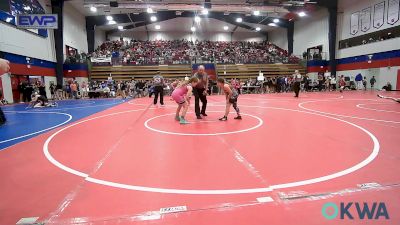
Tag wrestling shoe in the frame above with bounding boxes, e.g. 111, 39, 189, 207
219, 116, 227, 121
234, 116, 242, 120
180, 117, 190, 124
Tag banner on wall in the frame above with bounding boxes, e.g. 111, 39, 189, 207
373, 1, 385, 28
17, 14, 58, 29
350, 11, 360, 35
387, 0, 400, 25
192, 64, 217, 81
360, 7, 371, 32
91, 57, 111, 63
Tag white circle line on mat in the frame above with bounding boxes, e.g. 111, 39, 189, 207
356, 103, 400, 114
298, 99, 400, 124
43, 105, 379, 194
1, 111, 72, 144
144, 111, 263, 136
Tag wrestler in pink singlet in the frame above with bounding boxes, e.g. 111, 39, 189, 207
171, 85, 189, 104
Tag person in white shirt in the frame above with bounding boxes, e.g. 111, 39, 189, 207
330, 75, 337, 91
325, 76, 331, 91
0, 58, 10, 74
324, 70, 331, 80
0, 58, 10, 125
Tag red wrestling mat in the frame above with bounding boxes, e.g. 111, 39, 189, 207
0, 91, 399, 224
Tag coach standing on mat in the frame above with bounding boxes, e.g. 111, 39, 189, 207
293, 70, 302, 98
0, 58, 10, 125
153, 72, 165, 105
193, 65, 209, 119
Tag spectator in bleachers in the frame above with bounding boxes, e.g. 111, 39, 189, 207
91, 39, 298, 65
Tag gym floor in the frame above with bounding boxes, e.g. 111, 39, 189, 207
0, 91, 399, 225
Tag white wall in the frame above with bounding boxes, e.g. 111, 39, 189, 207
108, 30, 264, 42
1, 74, 13, 103
75, 77, 88, 86
336, 0, 400, 58
268, 27, 288, 50
63, 2, 88, 54
306, 72, 319, 81
94, 29, 106, 49
337, 38, 400, 58
338, 0, 400, 40
293, 8, 329, 58
337, 66, 399, 89
0, 0, 56, 62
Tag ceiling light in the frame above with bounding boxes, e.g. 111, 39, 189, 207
23, 6, 31, 10
108, 20, 116, 25
194, 16, 201, 22
202, 9, 208, 15
90, 6, 97, 12
150, 16, 157, 21
155, 25, 161, 30
236, 17, 242, 23
256, 27, 261, 31
268, 23, 277, 26
118, 26, 123, 30
106, 16, 113, 21
253, 10, 260, 16
191, 26, 196, 32
5, 17, 13, 22
147, 7, 154, 13
298, 11, 306, 17
273, 18, 279, 23
223, 26, 228, 30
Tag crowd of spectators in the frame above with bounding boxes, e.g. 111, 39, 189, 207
302, 51, 324, 60
86, 79, 180, 98
12, 74, 391, 105
16, 80, 48, 103
64, 52, 89, 64
91, 39, 299, 65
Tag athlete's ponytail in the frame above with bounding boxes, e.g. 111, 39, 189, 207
177, 77, 199, 88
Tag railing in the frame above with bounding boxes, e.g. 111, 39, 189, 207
302, 52, 328, 61
339, 26, 399, 49
64, 54, 90, 64
90, 55, 302, 66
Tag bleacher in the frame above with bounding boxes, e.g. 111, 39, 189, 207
90, 64, 192, 81
216, 64, 306, 79
90, 64, 306, 81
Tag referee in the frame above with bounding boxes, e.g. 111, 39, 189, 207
192, 65, 209, 119
0, 58, 10, 125
293, 70, 302, 98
